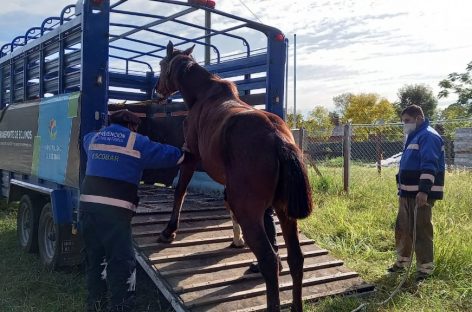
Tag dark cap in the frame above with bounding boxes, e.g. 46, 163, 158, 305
109, 110, 142, 127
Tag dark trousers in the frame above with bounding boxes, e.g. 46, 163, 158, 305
395, 197, 434, 274
265, 208, 278, 253
79, 202, 136, 312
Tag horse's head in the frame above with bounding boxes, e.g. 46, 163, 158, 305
155, 41, 195, 100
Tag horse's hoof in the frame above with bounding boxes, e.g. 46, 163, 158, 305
229, 241, 246, 249
158, 232, 176, 243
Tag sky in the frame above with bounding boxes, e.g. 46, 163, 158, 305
1, 0, 471, 116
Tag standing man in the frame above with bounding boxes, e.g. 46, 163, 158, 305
80, 110, 183, 312
388, 105, 445, 282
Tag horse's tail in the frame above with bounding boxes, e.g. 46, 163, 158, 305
275, 137, 313, 219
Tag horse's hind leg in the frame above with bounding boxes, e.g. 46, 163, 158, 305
223, 190, 245, 248
228, 209, 245, 248
235, 207, 280, 311
276, 208, 304, 312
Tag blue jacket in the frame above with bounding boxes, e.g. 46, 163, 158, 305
80, 124, 182, 210
398, 119, 445, 200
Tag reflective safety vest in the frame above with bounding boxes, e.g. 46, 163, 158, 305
397, 119, 445, 200
80, 124, 182, 211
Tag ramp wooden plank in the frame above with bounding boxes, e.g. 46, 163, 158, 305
185, 272, 360, 309
132, 213, 230, 226
161, 249, 329, 278
173, 260, 344, 294
147, 239, 314, 263
138, 230, 283, 249
217, 283, 375, 312
136, 206, 227, 215
153, 244, 325, 273
133, 220, 281, 237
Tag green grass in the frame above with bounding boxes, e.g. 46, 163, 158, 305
1, 167, 471, 311
302, 166, 472, 312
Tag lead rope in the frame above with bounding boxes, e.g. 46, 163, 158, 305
350, 204, 418, 312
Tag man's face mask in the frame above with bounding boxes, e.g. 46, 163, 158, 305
401, 114, 419, 135
403, 122, 417, 135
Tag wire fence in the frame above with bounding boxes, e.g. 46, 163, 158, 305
296, 119, 472, 193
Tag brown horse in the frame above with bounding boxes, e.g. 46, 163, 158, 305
156, 41, 313, 312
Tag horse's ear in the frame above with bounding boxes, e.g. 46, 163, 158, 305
166, 41, 174, 58
183, 44, 195, 56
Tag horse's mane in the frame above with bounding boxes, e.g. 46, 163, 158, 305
172, 54, 240, 100
210, 75, 239, 98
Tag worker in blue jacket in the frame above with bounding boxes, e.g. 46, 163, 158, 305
388, 105, 445, 283
79, 110, 183, 312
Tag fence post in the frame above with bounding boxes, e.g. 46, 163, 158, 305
343, 123, 351, 193
299, 128, 305, 152
376, 131, 383, 176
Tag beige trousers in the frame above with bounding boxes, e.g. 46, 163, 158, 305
395, 197, 435, 274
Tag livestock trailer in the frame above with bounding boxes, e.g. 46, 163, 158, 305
0, 1, 372, 310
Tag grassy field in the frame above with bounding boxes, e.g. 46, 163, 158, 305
0, 166, 471, 311
302, 165, 472, 312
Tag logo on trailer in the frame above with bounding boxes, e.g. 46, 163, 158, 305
48, 118, 57, 140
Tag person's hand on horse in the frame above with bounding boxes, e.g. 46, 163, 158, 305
182, 142, 191, 153
176, 142, 192, 166
177, 152, 185, 165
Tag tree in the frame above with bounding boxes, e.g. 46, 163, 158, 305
304, 106, 334, 138
286, 113, 303, 129
329, 111, 341, 126
438, 61, 472, 113
343, 93, 397, 124
439, 104, 470, 121
396, 84, 438, 118
437, 104, 472, 139
343, 93, 398, 141
333, 92, 353, 116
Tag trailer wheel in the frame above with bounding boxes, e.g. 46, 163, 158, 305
38, 203, 60, 270
17, 195, 40, 253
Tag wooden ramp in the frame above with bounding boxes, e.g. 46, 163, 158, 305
132, 185, 374, 312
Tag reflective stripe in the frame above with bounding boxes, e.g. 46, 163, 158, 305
400, 184, 419, 191
80, 194, 137, 211
431, 185, 444, 192
420, 174, 435, 183
126, 132, 136, 150
417, 262, 434, 274
407, 144, 419, 150
89, 143, 141, 159
400, 184, 444, 192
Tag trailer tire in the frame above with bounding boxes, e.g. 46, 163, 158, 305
38, 203, 60, 270
17, 195, 40, 253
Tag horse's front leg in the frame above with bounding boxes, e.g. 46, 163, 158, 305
159, 152, 197, 243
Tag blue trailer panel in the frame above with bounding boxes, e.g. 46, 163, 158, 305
0, 0, 287, 272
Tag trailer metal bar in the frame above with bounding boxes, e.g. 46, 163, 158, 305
111, 9, 251, 56
108, 7, 197, 44
110, 22, 220, 62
